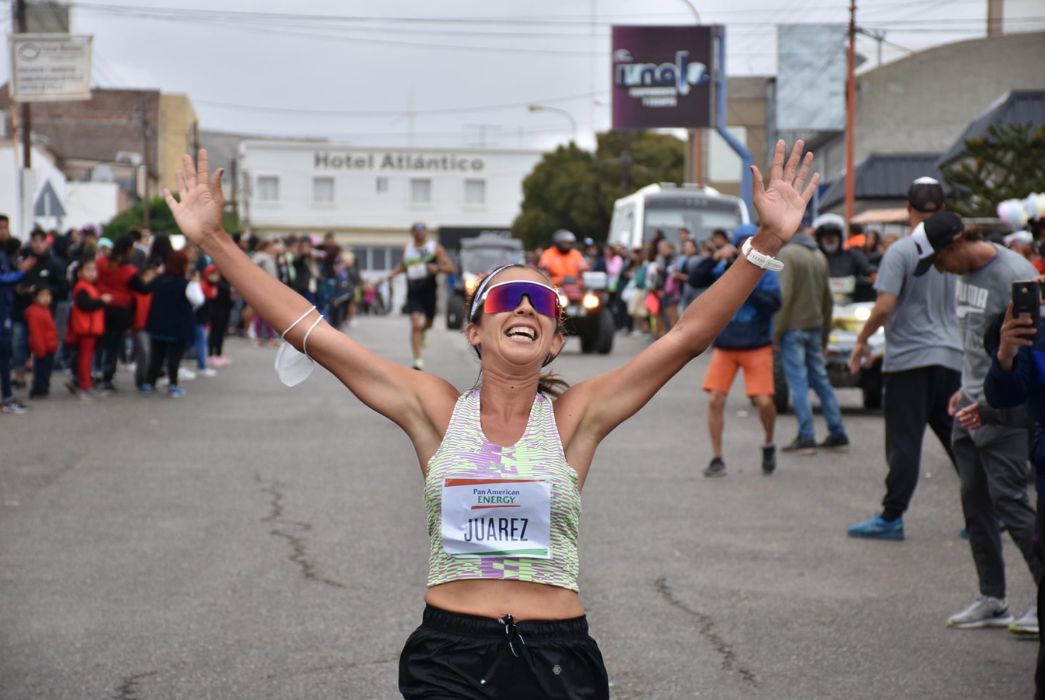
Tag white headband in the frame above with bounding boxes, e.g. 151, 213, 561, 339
468, 264, 517, 322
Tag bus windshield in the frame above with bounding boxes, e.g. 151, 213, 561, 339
643, 196, 744, 246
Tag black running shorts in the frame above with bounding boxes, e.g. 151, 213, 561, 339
399, 605, 609, 700
405, 285, 437, 320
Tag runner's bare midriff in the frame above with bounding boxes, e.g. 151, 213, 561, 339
425, 579, 584, 621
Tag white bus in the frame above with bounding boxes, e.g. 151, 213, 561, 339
607, 183, 749, 251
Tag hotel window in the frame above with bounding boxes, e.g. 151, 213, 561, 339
464, 179, 486, 205
257, 176, 279, 201
376, 177, 389, 193
410, 178, 431, 204
313, 176, 334, 203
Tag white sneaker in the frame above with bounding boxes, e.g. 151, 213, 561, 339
198, 368, 217, 377
178, 368, 197, 381
157, 376, 169, 387
1010, 603, 1039, 636
947, 595, 1013, 629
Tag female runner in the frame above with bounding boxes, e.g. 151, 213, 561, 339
164, 140, 818, 699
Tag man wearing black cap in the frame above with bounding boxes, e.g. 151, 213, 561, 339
847, 177, 964, 540
912, 211, 1043, 631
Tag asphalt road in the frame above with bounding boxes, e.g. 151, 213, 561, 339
1, 315, 1038, 700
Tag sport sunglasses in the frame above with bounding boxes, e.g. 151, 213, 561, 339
475, 280, 562, 320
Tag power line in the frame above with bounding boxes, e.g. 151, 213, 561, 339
194, 90, 610, 118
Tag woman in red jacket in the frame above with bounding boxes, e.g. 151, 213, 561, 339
96, 235, 155, 393
66, 258, 111, 398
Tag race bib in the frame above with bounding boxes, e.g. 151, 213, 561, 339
441, 478, 551, 559
406, 260, 429, 280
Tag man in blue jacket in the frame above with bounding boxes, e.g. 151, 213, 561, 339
0, 215, 35, 414
985, 294, 1045, 696
690, 223, 782, 476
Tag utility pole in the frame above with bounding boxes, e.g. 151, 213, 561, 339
140, 93, 151, 228
678, 0, 702, 185
845, 0, 857, 226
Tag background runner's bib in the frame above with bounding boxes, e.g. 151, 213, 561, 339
441, 478, 552, 559
404, 241, 437, 281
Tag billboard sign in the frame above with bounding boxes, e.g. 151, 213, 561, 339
775, 24, 847, 131
611, 25, 720, 130
9, 33, 93, 102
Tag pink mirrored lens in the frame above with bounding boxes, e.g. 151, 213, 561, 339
483, 282, 560, 318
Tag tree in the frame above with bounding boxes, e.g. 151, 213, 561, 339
942, 122, 1045, 218
102, 197, 240, 241
512, 131, 685, 249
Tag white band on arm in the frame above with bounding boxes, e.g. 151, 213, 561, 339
280, 306, 318, 340
302, 316, 324, 360
742, 239, 785, 272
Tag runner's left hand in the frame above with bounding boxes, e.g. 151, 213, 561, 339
750, 140, 819, 254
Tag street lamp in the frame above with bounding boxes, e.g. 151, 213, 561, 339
528, 104, 578, 144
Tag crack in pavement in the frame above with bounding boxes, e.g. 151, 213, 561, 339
654, 576, 758, 687
113, 671, 156, 700
256, 474, 347, 590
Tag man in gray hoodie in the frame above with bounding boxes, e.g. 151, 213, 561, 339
774, 226, 849, 454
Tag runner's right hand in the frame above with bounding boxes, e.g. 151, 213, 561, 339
163, 149, 225, 248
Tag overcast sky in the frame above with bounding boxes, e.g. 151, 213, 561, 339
2, 0, 1043, 151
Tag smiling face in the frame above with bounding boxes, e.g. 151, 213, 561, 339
465, 266, 564, 372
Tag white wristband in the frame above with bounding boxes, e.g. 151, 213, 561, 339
742, 238, 784, 272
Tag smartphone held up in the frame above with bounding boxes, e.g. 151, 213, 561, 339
1012, 280, 1042, 337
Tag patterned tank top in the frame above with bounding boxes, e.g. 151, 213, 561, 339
424, 390, 581, 592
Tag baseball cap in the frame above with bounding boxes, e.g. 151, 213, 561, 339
732, 223, 759, 247
907, 177, 945, 213
913, 211, 964, 276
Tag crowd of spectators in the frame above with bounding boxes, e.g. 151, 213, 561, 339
0, 220, 371, 411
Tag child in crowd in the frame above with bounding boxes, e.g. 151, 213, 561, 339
65, 259, 110, 399
25, 286, 58, 398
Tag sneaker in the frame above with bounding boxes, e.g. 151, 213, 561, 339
1010, 603, 1039, 637
847, 513, 905, 541
947, 595, 1013, 630
960, 520, 1007, 539
140, 384, 155, 396
99, 381, 118, 394
198, 368, 218, 377
79, 389, 98, 401
168, 385, 186, 398
413, 359, 424, 371
0, 398, 30, 414
819, 434, 850, 451
704, 457, 727, 478
210, 356, 231, 367
157, 376, 170, 387
762, 445, 777, 475
178, 368, 197, 381
782, 436, 817, 455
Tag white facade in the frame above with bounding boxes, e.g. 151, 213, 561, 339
0, 145, 122, 237
237, 141, 542, 272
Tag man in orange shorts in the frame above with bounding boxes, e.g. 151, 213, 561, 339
688, 224, 782, 476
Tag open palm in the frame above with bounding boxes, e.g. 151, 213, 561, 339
163, 149, 225, 246
752, 140, 819, 245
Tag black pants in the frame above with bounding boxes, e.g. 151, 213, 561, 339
101, 306, 133, 383
399, 605, 609, 700
147, 339, 185, 387
881, 365, 961, 521
1037, 496, 1044, 700
0, 325, 12, 401
30, 353, 53, 396
208, 301, 232, 357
